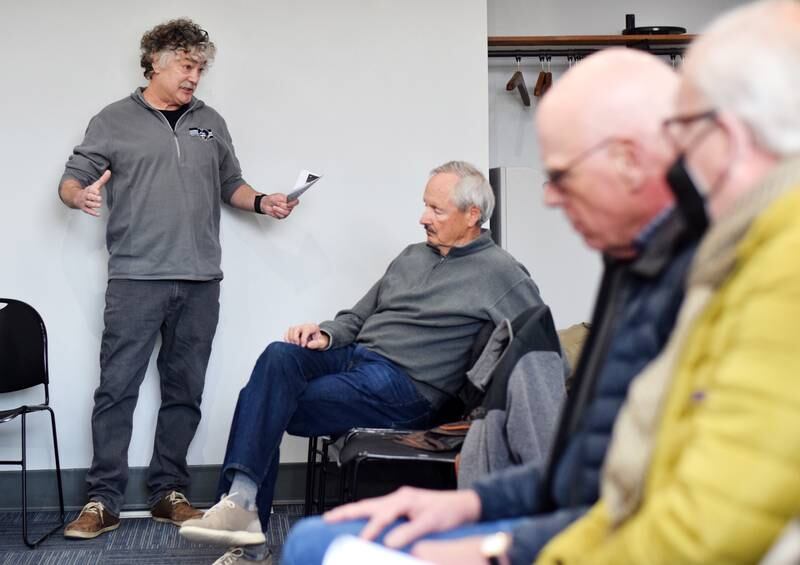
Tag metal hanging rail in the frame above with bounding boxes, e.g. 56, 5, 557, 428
488, 34, 696, 47
488, 34, 696, 59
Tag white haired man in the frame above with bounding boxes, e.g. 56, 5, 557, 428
59, 19, 297, 539
179, 161, 545, 564
279, 48, 702, 565
538, 1, 800, 563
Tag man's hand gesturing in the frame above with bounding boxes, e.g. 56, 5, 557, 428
75, 170, 111, 217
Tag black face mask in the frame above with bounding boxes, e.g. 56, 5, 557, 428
666, 154, 709, 240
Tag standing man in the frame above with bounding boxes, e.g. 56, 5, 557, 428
59, 19, 297, 539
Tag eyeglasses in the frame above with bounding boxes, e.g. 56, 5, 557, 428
661, 109, 718, 150
543, 137, 618, 193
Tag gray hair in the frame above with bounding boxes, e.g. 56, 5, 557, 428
685, 0, 800, 155
430, 161, 495, 224
154, 47, 214, 74
140, 18, 216, 79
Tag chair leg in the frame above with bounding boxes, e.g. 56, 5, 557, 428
47, 407, 66, 524
350, 459, 362, 502
338, 461, 348, 506
21, 411, 30, 547
21, 410, 65, 549
317, 438, 330, 513
304, 437, 318, 517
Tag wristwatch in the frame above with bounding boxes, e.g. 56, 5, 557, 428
480, 531, 512, 565
254, 193, 267, 214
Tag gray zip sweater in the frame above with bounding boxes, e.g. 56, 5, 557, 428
60, 88, 246, 280
319, 231, 543, 408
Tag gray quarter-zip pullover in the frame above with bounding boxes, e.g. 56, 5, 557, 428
320, 231, 544, 407
60, 88, 246, 280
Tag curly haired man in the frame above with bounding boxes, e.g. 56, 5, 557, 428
59, 19, 297, 539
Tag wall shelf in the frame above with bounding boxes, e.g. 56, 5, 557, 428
488, 34, 696, 48
487, 34, 695, 60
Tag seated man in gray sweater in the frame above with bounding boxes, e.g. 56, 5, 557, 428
179, 160, 544, 564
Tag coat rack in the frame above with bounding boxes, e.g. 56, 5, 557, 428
490, 14, 696, 106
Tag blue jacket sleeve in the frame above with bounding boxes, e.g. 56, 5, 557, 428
506, 507, 590, 565
472, 460, 544, 521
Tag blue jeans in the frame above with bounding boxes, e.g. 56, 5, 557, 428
281, 516, 527, 565
87, 279, 220, 516
217, 342, 434, 529
282, 506, 586, 565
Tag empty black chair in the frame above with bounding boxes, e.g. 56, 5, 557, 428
0, 298, 65, 547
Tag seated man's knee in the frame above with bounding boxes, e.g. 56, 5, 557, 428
240, 342, 296, 392
282, 517, 332, 565
283, 516, 366, 565
253, 341, 306, 373
261, 340, 299, 360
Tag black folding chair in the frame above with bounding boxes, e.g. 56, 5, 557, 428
0, 298, 65, 547
302, 320, 498, 515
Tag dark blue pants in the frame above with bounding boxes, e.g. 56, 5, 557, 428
281, 516, 525, 564
281, 506, 586, 565
87, 279, 220, 516
217, 342, 434, 530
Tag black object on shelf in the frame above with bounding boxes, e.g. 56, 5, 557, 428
623, 13, 686, 35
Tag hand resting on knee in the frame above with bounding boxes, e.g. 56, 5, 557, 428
323, 486, 482, 549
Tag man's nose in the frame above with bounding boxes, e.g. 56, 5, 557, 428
542, 183, 564, 207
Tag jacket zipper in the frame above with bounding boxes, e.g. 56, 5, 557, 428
152, 102, 194, 160
172, 110, 192, 160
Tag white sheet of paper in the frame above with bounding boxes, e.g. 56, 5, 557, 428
322, 535, 432, 565
287, 169, 322, 201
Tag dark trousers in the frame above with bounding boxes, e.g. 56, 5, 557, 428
217, 342, 434, 530
86, 279, 220, 516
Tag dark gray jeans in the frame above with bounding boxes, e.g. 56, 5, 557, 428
86, 279, 220, 516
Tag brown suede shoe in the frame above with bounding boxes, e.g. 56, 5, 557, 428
64, 501, 120, 539
151, 491, 204, 525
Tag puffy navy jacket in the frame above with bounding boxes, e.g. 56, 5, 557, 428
473, 210, 698, 564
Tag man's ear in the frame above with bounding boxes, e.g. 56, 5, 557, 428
150, 54, 162, 75
468, 205, 482, 227
609, 139, 645, 193
716, 111, 750, 165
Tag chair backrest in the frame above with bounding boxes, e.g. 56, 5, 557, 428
0, 298, 49, 395
476, 303, 561, 414
557, 322, 591, 393
434, 320, 497, 424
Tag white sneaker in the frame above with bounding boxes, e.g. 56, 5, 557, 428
212, 547, 273, 564
180, 493, 266, 547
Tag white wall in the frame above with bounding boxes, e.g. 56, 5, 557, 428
0, 0, 488, 470
487, 0, 750, 325
488, 0, 750, 36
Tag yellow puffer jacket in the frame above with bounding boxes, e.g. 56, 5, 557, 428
536, 186, 800, 565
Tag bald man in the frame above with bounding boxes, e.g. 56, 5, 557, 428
279, 49, 700, 565
537, 2, 800, 564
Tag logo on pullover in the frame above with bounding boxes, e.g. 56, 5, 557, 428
189, 127, 214, 140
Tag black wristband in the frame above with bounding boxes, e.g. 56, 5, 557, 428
254, 194, 267, 214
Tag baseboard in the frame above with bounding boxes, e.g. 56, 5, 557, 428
0, 463, 309, 512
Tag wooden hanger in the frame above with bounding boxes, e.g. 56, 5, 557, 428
533, 56, 547, 97
540, 56, 553, 96
506, 57, 531, 106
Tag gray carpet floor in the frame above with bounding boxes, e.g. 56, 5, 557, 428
0, 505, 304, 564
